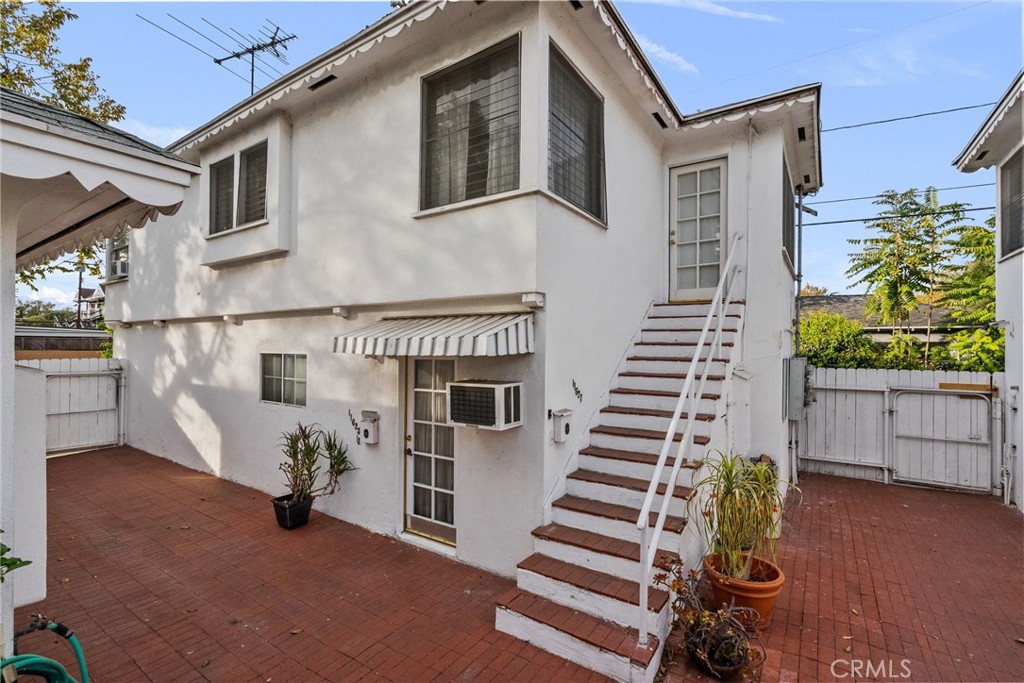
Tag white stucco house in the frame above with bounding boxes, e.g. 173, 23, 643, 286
0, 87, 196, 655
103, 1, 821, 679
955, 69, 1023, 509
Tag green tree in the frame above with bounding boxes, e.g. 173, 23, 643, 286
799, 283, 829, 296
943, 328, 1004, 373
939, 216, 996, 325
1, 0, 124, 121
2, 0, 124, 288
798, 311, 880, 369
15, 298, 74, 326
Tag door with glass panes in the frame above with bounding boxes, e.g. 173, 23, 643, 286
670, 160, 727, 300
405, 359, 456, 545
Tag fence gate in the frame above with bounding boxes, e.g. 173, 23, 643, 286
800, 369, 1003, 494
16, 358, 124, 454
892, 389, 991, 491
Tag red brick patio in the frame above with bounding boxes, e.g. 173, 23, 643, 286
16, 449, 1024, 682
15, 447, 606, 682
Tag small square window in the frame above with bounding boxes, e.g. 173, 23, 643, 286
260, 353, 306, 406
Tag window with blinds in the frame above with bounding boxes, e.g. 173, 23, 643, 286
783, 162, 795, 265
1001, 147, 1023, 257
549, 46, 605, 222
421, 38, 520, 210
239, 142, 268, 225
209, 157, 235, 234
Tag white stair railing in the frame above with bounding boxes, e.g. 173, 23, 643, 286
636, 233, 744, 646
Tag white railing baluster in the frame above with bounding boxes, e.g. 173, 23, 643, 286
634, 233, 744, 647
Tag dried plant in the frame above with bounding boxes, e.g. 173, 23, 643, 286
279, 422, 357, 504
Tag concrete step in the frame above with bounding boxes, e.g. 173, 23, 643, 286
636, 316, 739, 332
578, 446, 703, 488
530, 523, 679, 584
589, 424, 711, 456
599, 405, 715, 434
608, 388, 719, 414
640, 329, 737, 345
516, 553, 670, 634
495, 589, 663, 683
616, 372, 724, 394
551, 495, 685, 549
566, 468, 692, 518
651, 302, 744, 317
630, 341, 733, 360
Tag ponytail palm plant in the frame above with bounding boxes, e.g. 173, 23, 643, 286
692, 452, 793, 580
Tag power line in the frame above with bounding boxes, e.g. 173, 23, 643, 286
807, 183, 996, 206
822, 103, 997, 132
805, 206, 995, 227
136, 15, 249, 86
684, 0, 993, 95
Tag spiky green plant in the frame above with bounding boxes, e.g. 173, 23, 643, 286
278, 422, 357, 504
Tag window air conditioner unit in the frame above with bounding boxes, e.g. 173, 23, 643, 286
447, 380, 522, 431
112, 260, 129, 278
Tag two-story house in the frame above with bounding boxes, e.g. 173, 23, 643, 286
104, 2, 821, 679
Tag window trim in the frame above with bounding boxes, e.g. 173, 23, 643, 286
259, 353, 308, 407
547, 41, 607, 224
419, 34, 522, 212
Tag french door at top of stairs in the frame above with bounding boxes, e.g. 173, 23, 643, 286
405, 358, 457, 545
670, 159, 727, 301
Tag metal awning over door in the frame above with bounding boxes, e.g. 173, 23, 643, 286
334, 314, 534, 357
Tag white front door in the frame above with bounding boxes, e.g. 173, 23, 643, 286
405, 358, 457, 545
670, 160, 727, 301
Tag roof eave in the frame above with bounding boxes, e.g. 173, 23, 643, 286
953, 69, 1024, 171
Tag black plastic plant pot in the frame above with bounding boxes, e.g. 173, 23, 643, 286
272, 494, 313, 529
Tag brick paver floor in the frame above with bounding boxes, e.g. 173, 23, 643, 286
15, 447, 607, 682
665, 473, 1024, 683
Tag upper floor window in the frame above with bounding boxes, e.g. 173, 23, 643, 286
782, 162, 795, 266
421, 37, 520, 210
210, 140, 268, 235
549, 46, 605, 222
1001, 147, 1023, 257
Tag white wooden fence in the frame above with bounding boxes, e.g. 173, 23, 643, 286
15, 358, 124, 454
800, 368, 1005, 494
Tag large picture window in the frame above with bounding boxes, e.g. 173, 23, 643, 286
261, 353, 307, 407
421, 38, 520, 210
549, 46, 605, 221
1001, 147, 1023, 257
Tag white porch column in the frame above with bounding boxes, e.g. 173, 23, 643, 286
1, 201, 18, 657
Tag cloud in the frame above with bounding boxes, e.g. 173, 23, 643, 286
116, 118, 191, 147
631, 0, 781, 23
20, 286, 76, 307
636, 35, 699, 74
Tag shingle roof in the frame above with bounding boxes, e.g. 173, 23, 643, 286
800, 294, 959, 330
0, 87, 186, 164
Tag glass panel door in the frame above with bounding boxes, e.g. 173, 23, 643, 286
670, 160, 726, 300
405, 358, 456, 545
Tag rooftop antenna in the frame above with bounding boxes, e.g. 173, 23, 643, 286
214, 25, 296, 96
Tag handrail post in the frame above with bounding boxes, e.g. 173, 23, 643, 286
638, 525, 649, 646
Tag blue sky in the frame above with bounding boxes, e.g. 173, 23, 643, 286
17, 0, 1022, 306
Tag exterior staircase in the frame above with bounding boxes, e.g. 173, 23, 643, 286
495, 302, 744, 683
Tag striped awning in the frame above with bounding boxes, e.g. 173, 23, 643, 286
334, 314, 535, 357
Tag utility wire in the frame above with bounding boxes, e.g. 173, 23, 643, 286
684, 0, 992, 95
807, 183, 996, 206
823, 103, 997, 132
137, 15, 249, 85
805, 206, 995, 227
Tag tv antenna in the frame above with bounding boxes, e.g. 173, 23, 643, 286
215, 25, 296, 96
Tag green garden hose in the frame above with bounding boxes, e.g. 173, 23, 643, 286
1, 618, 89, 683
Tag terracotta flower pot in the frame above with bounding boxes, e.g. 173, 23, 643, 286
703, 553, 785, 630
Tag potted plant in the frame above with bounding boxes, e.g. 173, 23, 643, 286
690, 451, 796, 629
273, 422, 357, 529
655, 559, 763, 680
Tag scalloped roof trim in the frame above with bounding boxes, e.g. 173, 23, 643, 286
680, 94, 816, 131
954, 72, 1023, 171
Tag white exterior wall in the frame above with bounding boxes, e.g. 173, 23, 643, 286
534, 2, 666, 506
12, 366, 46, 610
997, 243, 1022, 507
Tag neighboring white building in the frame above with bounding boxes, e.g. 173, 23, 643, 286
955, 69, 1023, 509
105, 2, 820, 678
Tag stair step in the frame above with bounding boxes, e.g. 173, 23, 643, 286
532, 523, 680, 566
580, 445, 702, 468
627, 355, 730, 363
591, 424, 711, 446
568, 469, 694, 500
601, 405, 715, 422
619, 372, 725, 381
552, 495, 686, 535
518, 553, 669, 613
496, 589, 660, 669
